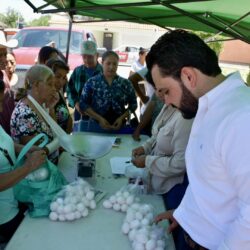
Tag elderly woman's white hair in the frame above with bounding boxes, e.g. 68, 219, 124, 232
16, 64, 54, 100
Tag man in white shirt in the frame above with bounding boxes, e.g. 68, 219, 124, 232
146, 29, 250, 250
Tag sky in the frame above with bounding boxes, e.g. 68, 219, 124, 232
0, 0, 47, 21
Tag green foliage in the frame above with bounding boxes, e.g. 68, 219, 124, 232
27, 15, 51, 27
193, 31, 224, 56
0, 7, 23, 28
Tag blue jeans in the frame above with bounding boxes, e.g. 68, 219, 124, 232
162, 174, 191, 250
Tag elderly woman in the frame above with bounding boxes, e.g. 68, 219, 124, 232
79, 51, 137, 133
10, 65, 59, 161
132, 88, 193, 210
0, 79, 46, 242
46, 59, 73, 133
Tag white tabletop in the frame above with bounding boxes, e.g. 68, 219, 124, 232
6, 134, 175, 250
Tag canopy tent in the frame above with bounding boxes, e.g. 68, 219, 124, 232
24, 0, 250, 43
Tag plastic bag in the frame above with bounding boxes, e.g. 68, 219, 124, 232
49, 178, 98, 221
102, 178, 142, 213
121, 203, 167, 250
13, 133, 67, 217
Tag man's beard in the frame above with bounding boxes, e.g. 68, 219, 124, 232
177, 80, 198, 119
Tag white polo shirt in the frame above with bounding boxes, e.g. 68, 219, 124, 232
174, 72, 250, 250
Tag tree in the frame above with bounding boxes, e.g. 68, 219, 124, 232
28, 15, 51, 27
0, 8, 23, 28
194, 31, 224, 56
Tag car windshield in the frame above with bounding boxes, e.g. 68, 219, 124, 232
13, 29, 82, 54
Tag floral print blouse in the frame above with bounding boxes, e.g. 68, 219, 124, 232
54, 92, 70, 132
80, 73, 137, 122
10, 100, 54, 143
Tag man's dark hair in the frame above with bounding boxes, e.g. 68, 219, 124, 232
146, 29, 221, 83
102, 50, 119, 62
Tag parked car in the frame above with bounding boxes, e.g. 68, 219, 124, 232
114, 45, 140, 64
12, 26, 97, 70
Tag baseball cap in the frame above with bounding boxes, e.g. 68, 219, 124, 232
81, 40, 97, 55
0, 30, 18, 48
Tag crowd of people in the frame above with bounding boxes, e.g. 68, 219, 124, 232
0, 28, 250, 250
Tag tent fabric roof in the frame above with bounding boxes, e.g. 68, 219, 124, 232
25, 0, 250, 43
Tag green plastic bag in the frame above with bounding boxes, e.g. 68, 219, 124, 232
13, 133, 67, 217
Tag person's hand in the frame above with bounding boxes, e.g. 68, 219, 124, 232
132, 128, 141, 141
132, 146, 145, 158
24, 150, 47, 172
111, 117, 124, 130
131, 155, 146, 168
28, 145, 41, 153
99, 117, 112, 130
154, 210, 179, 233
47, 92, 59, 109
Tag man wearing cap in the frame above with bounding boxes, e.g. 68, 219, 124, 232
66, 40, 103, 125
0, 30, 18, 134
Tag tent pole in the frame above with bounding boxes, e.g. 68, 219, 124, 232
66, 16, 73, 64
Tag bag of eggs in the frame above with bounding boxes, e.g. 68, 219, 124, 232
102, 182, 142, 213
49, 178, 97, 221
26, 167, 50, 181
121, 203, 167, 250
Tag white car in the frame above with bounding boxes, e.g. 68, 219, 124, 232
114, 45, 140, 64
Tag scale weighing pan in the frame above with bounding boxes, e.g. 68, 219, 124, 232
59, 133, 113, 159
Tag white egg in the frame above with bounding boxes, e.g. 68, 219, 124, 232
49, 212, 58, 221
86, 191, 95, 200
117, 196, 125, 205
65, 212, 75, 221
82, 198, 90, 207
58, 214, 66, 221
103, 200, 112, 209
74, 211, 81, 219
76, 203, 85, 212
136, 233, 148, 244
81, 208, 89, 217
113, 203, 121, 211
125, 212, 135, 222
116, 191, 122, 197
150, 232, 158, 240
126, 195, 134, 205
121, 222, 130, 234
50, 202, 58, 212
128, 229, 136, 241
130, 219, 140, 229
157, 239, 165, 248
146, 213, 154, 222
33, 167, 49, 181
83, 186, 90, 194
109, 195, 117, 203
155, 247, 164, 250
63, 197, 71, 205
135, 211, 143, 220
121, 204, 128, 212
145, 239, 157, 250
56, 198, 64, 205
141, 218, 150, 226
63, 204, 73, 214
131, 203, 140, 211
70, 196, 78, 204
57, 205, 64, 214
123, 191, 130, 198
89, 200, 96, 209
141, 204, 152, 213
134, 242, 145, 250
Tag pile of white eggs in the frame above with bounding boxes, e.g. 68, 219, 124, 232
49, 179, 96, 221
122, 204, 166, 250
102, 190, 137, 213
26, 167, 49, 181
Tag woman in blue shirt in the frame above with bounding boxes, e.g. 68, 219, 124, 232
80, 51, 137, 133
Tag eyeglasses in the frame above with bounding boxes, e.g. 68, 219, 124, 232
0, 147, 14, 166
